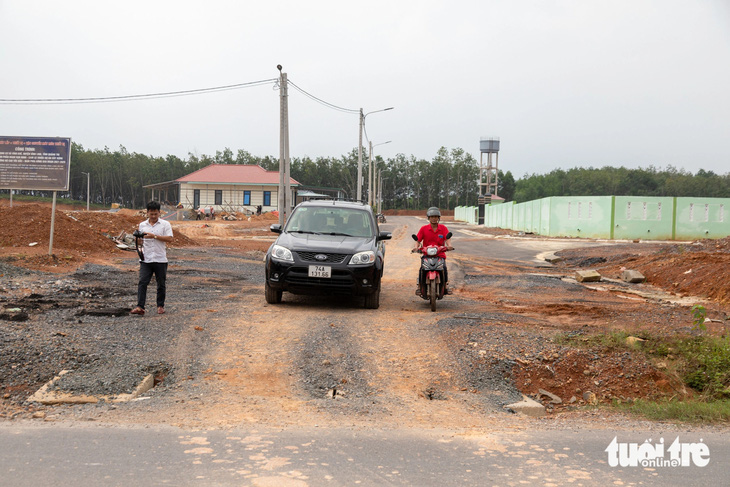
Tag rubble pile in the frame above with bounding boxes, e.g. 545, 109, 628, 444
558, 236, 730, 304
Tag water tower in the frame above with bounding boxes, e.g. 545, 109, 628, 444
479, 137, 499, 198
478, 137, 499, 224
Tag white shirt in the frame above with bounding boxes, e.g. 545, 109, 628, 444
138, 218, 173, 263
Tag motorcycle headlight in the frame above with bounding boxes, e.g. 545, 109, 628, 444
349, 251, 375, 265
270, 244, 294, 262
426, 247, 438, 256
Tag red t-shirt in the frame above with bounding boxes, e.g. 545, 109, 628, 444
417, 223, 450, 258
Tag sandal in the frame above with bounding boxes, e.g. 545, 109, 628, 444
130, 307, 145, 315
157, 307, 165, 314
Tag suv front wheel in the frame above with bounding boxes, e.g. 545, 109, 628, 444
265, 281, 282, 304
364, 285, 380, 309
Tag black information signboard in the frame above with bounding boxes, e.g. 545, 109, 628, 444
0, 136, 72, 191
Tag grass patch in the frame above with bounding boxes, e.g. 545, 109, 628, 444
554, 329, 635, 350
618, 398, 730, 423
669, 335, 730, 398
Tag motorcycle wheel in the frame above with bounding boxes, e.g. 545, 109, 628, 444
429, 281, 437, 312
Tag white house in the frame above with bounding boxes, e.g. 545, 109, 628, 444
174, 164, 300, 214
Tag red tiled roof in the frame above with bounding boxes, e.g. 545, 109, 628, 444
176, 164, 300, 185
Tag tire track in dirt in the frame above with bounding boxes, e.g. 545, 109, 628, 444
195, 292, 312, 427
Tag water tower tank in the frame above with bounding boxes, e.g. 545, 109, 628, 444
480, 137, 500, 153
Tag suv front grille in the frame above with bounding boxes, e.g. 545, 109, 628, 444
297, 251, 348, 264
286, 268, 355, 287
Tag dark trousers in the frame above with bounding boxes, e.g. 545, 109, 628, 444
137, 262, 168, 309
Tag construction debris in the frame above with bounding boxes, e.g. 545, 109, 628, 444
575, 270, 602, 282
622, 269, 646, 283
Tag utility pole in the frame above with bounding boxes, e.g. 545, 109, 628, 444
81, 172, 90, 211
357, 107, 393, 203
278, 65, 291, 225
368, 140, 391, 208
357, 108, 363, 202
368, 140, 373, 207
377, 168, 382, 214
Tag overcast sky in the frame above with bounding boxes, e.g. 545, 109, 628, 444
2, 0, 729, 177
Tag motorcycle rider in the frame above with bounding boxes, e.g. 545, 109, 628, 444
413, 207, 453, 295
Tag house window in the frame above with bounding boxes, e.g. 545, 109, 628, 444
215, 190, 222, 205
244, 191, 251, 205
263, 191, 271, 206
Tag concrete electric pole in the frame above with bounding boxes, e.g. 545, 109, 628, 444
278, 65, 291, 225
368, 140, 391, 208
357, 107, 393, 203
81, 172, 90, 211
357, 109, 364, 202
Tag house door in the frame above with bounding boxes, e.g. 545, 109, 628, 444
193, 189, 200, 209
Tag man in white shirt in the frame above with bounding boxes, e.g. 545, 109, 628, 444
130, 201, 174, 316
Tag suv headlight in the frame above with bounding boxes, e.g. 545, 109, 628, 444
271, 244, 294, 262
349, 251, 375, 265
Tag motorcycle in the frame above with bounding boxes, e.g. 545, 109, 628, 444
411, 232, 453, 312
377, 213, 387, 224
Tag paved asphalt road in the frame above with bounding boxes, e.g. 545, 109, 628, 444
447, 220, 615, 267
1, 423, 727, 486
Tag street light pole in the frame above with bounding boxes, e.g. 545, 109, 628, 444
368, 141, 372, 206
81, 172, 90, 211
358, 107, 393, 203
368, 140, 391, 207
379, 175, 389, 214
357, 109, 363, 202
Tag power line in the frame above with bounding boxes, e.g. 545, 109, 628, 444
2, 77, 366, 122
0, 79, 278, 105
287, 80, 359, 114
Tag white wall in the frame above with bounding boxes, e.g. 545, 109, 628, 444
179, 183, 281, 212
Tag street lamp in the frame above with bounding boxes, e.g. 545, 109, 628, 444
368, 140, 391, 207
81, 172, 90, 211
357, 107, 393, 202
378, 177, 389, 214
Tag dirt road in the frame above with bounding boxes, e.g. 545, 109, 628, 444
1, 207, 729, 431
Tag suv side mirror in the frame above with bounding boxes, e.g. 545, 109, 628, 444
270, 224, 282, 234
377, 232, 392, 241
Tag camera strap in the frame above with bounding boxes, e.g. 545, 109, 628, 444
134, 235, 145, 261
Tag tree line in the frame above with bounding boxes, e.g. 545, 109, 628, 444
3, 142, 728, 209
513, 166, 730, 202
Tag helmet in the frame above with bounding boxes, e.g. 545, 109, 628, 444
426, 207, 441, 218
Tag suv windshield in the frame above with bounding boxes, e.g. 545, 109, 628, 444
285, 207, 373, 238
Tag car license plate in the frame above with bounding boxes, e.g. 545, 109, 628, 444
308, 265, 331, 278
